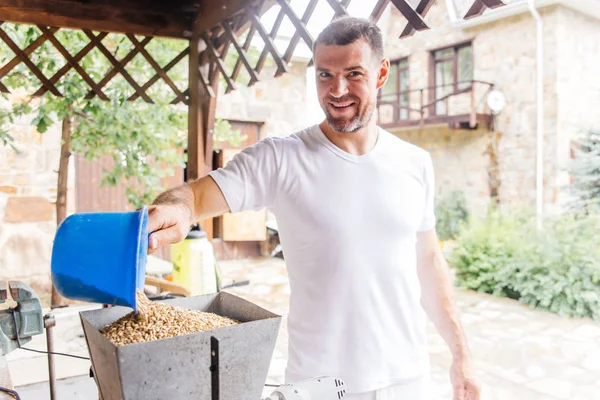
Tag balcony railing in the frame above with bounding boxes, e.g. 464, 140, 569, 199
377, 80, 495, 130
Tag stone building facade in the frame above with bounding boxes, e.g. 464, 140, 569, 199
0, 109, 76, 302
381, 1, 600, 215
216, 61, 313, 139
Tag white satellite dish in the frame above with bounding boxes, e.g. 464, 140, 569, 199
487, 90, 506, 114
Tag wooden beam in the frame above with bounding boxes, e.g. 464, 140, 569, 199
188, 15, 218, 240
305, 0, 349, 67
390, 0, 429, 33
207, 33, 222, 84
188, 31, 206, 183
83, 30, 153, 103
0, 25, 58, 80
370, 0, 391, 21
218, 32, 234, 70
337, 0, 353, 17
277, 0, 314, 51
199, 74, 215, 99
399, 0, 435, 38
36, 26, 109, 100
282, 0, 319, 64
0, 26, 62, 96
127, 34, 187, 104
222, 22, 260, 85
194, 0, 263, 34
249, 13, 288, 77
201, 32, 237, 94
171, 87, 190, 105
131, 47, 189, 102
255, 7, 286, 75
464, 0, 487, 19
464, 0, 505, 19
231, 25, 257, 82
0, 0, 193, 38
34, 31, 107, 97
202, 96, 216, 175
209, 31, 232, 86
84, 34, 152, 100
325, 0, 349, 17
198, 0, 278, 64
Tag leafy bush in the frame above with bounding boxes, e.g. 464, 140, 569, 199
450, 209, 600, 320
0, 23, 188, 209
435, 190, 470, 241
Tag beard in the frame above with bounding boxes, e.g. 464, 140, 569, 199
321, 95, 376, 133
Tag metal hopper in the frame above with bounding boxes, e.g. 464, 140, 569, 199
80, 291, 281, 400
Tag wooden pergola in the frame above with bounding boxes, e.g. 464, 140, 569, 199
0, 0, 506, 372
0, 0, 505, 179
0, 0, 505, 231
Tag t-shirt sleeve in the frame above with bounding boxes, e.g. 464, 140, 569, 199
208, 138, 279, 213
418, 152, 436, 232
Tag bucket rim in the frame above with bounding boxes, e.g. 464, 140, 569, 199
131, 206, 149, 312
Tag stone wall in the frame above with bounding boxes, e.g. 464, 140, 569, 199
555, 8, 600, 207
215, 61, 311, 139
383, 2, 495, 215
0, 100, 76, 304
393, 126, 493, 215
380, 3, 596, 215
467, 5, 560, 211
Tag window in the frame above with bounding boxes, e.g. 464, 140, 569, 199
432, 43, 473, 115
379, 58, 409, 121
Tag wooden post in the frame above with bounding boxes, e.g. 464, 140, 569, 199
188, 22, 204, 182
188, 21, 218, 240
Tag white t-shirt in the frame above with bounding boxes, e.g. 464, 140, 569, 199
209, 124, 436, 394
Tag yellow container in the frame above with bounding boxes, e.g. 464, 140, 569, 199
170, 227, 218, 296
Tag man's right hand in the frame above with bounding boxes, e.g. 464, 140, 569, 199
146, 176, 230, 253
147, 203, 192, 253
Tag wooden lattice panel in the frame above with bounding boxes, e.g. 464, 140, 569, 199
0, 22, 190, 104
0, 0, 506, 101
464, 0, 506, 19
197, 0, 394, 96
196, 0, 505, 96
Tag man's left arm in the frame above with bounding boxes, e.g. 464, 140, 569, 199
416, 228, 481, 400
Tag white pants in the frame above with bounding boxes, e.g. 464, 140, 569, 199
343, 375, 432, 400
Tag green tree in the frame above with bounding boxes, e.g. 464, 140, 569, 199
213, 119, 247, 148
0, 24, 188, 219
435, 190, 470, 241
567, 129, 600, 212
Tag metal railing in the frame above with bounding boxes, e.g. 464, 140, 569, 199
377, 80, 495, 128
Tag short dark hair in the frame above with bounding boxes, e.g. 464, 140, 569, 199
313, 16, 384, 61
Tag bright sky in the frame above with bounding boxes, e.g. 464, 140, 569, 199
250, 0, 394, 125
257, 0, 388, 59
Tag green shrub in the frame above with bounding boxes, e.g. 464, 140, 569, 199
450, 209, 600, 320
435, 190, 470, 241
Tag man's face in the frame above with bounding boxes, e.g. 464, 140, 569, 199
314, 39, 389, 133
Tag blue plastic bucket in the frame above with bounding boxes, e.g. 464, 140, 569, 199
51, 207, 148, 311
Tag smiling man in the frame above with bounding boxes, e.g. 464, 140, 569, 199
147, 17, 480, 400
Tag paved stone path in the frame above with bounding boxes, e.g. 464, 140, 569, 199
221, 257, 600, 400
8, 257, 600, 400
